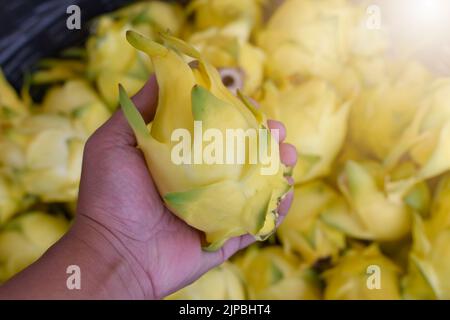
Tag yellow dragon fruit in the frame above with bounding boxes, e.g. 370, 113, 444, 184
31, 58, 86, 85
348, 3, 388, 58
402, 214, 450, 299
87, 2, 184, 108
403, 175, 450, 299
277, 181, 346, 264
121, 31, 290, 250
188, 22, 265, 95
350, 56, 389, 88
390, 162, 431, 217
187, 0, 264, 35
258, 0, 385, 85
329, 54, 391, 101
427, 173, 450, 231
87, 16, 151, 108
0, 69, 28, 129
235, 246, 321, 300
324, 244, 401, 300
0, 211, 69, 283
0, 132, 26, 175
41, 79, 110, 135
402, 257, 437, 300
259, 79, 350, 183
0, 173, 24, 225
350, 60, 430, 160
322, 161, 412, 241
167, 262, 245, 299
385, 78, 450, 196
3, 114, 84, 202
112, 1, 185, 37
258, 0, 350, 83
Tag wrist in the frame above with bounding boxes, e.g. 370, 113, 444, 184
66, 215, 156, 299
0, 215, 155, 299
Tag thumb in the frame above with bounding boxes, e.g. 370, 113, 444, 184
93, 75, 158, 146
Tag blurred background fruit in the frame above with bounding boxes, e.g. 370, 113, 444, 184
259, 79, 351, 183
235, 246, 321, 300
277, 180, 346, 264
0, 211, 69, 282
1, 0, 450, 300
167, 262, 246, 299
323, 245, 401, 300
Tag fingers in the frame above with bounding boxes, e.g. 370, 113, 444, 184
130, 75, 159, 123
278, 189, 294, 220
279, 143, 297, 167
267, 119, 296, 225
92, 75, 158, 147
267, 119, 297, 168
278, 143, 296, 223
267, 119, 286, 142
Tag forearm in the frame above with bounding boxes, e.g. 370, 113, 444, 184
0, 220, 152, 299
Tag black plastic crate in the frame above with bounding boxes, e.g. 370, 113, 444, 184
0, 0, 136, 89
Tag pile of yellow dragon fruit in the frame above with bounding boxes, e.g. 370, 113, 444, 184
1, 0, 450, 299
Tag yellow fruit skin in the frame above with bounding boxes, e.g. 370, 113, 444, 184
409, 229, 450, 300
0, 69, 25, 110
113, 1, 185, 37
322, 160, 416, 241
121, 31, 289, 250
337, 161, 411, 241
277, 181, 346, 264
42, 80, 110, 135
0, 211, 69, 283
428, 174, 450, 232
235, 246, 321, 300
350, 61, 430, 160
259, 79, 350, 183
87, 17, 149, 109
167, 262, 246, 300
386, 79, 450, 182
31, 59, 85, 84
0, 69, 28, 129
258, 0, 386, 84
4, 115, 84, 202
0, 174, 24, 225
403, 178, 450, 299
188, 0, 263, 35
324, 245, 401, 300
87, 2, 185, 108
188, 22, 266, 95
